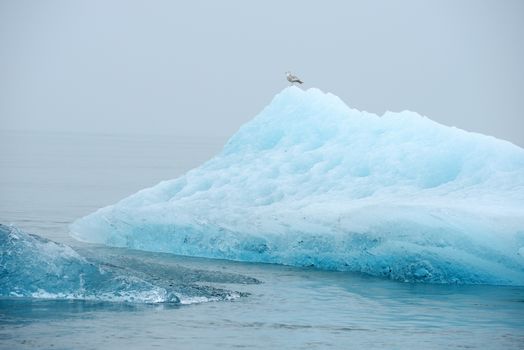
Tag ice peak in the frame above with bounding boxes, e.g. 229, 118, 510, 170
223, 87, 354, 154
268, 86, 351, 116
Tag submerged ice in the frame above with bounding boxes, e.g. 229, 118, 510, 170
71, 87, 524, 285
0, 224, 256, 303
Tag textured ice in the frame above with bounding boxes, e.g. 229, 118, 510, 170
71, 87, 524, 285
1, 224, 256, 303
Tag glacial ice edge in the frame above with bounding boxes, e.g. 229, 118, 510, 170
0, 224, 256, 303
71, 87, 524, 286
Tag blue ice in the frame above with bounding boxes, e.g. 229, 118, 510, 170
0, 224, 179, 302
71, 87, 524, 285
1, 224, 252, 303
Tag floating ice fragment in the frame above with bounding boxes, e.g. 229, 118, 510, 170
71, 87, 524, 285
1, 224, 255, 303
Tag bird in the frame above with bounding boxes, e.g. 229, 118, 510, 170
286, 71, 303, 85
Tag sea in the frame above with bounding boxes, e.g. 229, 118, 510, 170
1, 130, 523, 349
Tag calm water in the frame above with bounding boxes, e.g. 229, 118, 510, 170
1, 130, 523, 349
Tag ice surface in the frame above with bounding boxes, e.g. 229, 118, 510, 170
1, 224, 255, 303
71, 87, 524, 285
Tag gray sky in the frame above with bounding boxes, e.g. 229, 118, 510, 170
1, 0, 523, 146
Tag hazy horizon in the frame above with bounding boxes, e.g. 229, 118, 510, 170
1, 0, 523, 146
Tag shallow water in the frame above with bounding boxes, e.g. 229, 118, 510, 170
1, 130, 523, 349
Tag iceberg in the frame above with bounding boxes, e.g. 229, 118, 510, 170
1, 224, 254, 303
71, 87, 524, 285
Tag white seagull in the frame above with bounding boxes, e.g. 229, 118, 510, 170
286, 71, 303, 85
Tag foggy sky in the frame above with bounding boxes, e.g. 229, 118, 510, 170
1, 0, 523, 146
